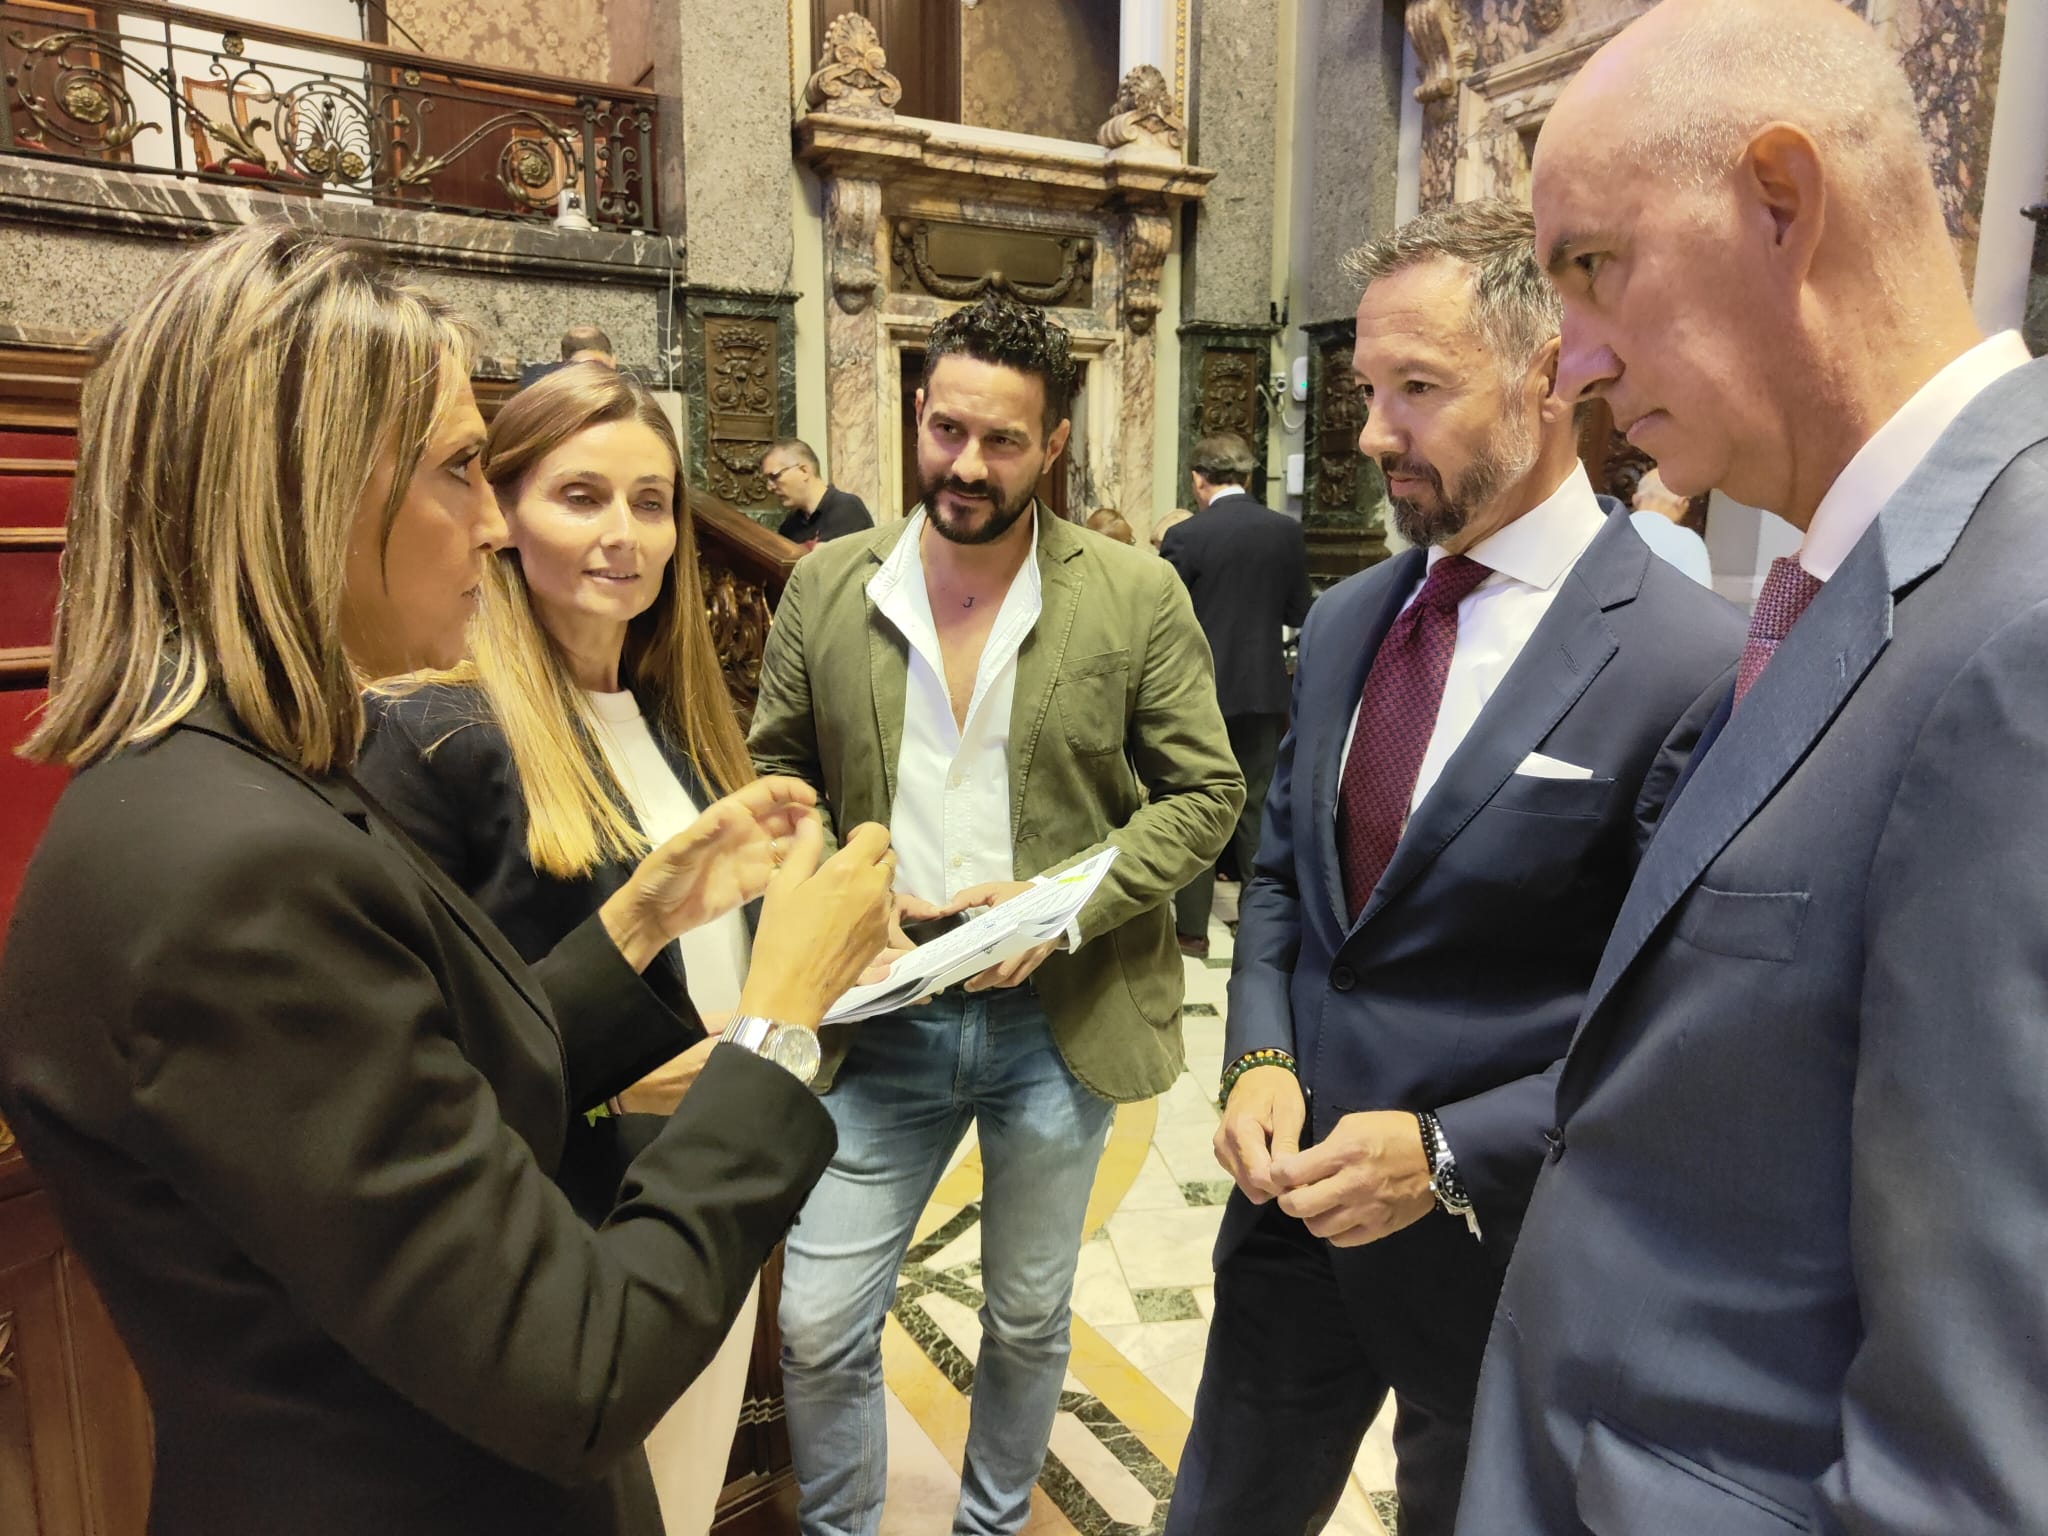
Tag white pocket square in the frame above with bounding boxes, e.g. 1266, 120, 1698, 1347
1514, 750, 1595, 781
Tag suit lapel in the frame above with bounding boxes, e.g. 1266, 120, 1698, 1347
1560, 355, 2048, 1113
1010, 510, 1084, 837
1356, 551, 1622, 928
862, 522, 914, 811
1312, 549, 1423, 928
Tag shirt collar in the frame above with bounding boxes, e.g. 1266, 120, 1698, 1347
1425, 461, 1606, 593
1801, 330, 2032, 581
1207, 486, 1247, 504
867, 504, 1043, 634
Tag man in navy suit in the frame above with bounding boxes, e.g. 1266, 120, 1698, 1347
1459, 2, 2048, 1531
1161, 432, 1313, 957
1164, 201, 1744, 1536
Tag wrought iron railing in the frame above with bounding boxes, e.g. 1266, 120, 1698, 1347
0, 0, 657, 231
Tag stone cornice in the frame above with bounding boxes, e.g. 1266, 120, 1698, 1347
794, 113, 1214, 210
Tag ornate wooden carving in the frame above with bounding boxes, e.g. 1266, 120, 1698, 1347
1097, 63, 1185, 155
703, 315, 778, 508
803, 13, 901, 120
1406, 0, 1476, 104
688, 490, 798, 730
0, 1309, 13, 1387
1315, 330, 1366, 511
1122, 209, 1173, 336
890, 220, 1095, 307
1196, 348, 1260, 443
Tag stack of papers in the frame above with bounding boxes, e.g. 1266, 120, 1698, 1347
823, 847, 1120, 1024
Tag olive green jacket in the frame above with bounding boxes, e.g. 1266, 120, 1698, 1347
747, 507, 1245, 1102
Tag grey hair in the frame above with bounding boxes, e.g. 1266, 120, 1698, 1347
1189, 432, 1257, 485
1341, 199, 1559, 371
1613, 1, 1936, 232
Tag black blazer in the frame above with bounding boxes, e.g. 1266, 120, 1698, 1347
1160, 492, 1313, 717
0, 697, 836, 1536
777, 485, 874, 546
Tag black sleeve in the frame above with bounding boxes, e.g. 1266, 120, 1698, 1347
117, 821, 836, 1485
358, 689, 489, 886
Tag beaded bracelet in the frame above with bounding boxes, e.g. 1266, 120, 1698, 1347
1217, 1048, 1298, 1112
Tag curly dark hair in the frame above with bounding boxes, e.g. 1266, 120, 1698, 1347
920, 293, 1078, 435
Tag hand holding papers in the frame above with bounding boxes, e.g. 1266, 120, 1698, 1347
823, 848, 1120, 1024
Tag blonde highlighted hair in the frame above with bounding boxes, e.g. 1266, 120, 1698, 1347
24, 223, 473, 772
411, 365, 752, 879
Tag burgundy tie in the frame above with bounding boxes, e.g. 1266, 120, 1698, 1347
1733, 556, 1824, 708
1338, 554, 1492, 922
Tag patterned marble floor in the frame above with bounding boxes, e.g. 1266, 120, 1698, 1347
874, 898, 1401, 1536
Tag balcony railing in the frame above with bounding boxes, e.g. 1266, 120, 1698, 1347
1, 0, 657, 231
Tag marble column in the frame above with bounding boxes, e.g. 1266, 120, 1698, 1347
823, 175, 887, 515
1120, 208, 1175, 525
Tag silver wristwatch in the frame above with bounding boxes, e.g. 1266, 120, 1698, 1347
721, 1014, 823, 1088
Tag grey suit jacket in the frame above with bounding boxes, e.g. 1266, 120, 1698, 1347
1459, 356, 2048, 1535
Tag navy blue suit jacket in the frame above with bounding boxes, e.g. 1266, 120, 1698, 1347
1221, 504, 1744, 1275
1460, 357, 2048, 1535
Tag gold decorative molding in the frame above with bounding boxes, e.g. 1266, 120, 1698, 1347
1097, 64, 1185, 158
803, 13, 901, 120
1406, 0, 1476, 104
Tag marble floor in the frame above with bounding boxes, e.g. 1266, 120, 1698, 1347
873, 894, 1401, 1536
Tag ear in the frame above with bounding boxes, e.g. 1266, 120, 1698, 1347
1529, 335, 1570, 426
914, 387, 927, 425
1046, 417, 1072, 464
1740, 124, 1826, 281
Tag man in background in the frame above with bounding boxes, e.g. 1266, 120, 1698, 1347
1460, 1, 2048, 1528
763, 438, 874, 548
517, 323, 618, 387
1161, 433, 1312, 958
1628, 465, 1713, 585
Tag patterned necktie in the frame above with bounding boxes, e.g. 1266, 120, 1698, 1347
1338, 554, 1493, 922
1733, 556, 1825, 708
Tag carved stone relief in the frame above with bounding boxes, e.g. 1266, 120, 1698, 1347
828, 177, 884, 316
890, 220, 1095, 307
1196, 348, 1260, 443
1122, 208, 1174, 336
1406, 0, 1477, 104
702, 315, 778, 507
803, 13, 902, 120
1097, 63, 1187, 158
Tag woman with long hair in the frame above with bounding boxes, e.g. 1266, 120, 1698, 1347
0, 223, 895, 1536
360, 364, 777, 1534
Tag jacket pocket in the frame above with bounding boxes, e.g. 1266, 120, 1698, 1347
1674, 885, 1809, 963
1056, 650, 1131, 756
1486, 771, 1615, 819
1577, 1417, 1812, 1535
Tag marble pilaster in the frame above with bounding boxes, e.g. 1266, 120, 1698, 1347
1303, 1, 1407, 326
1175, 321, 1280, 503
823, 175, 888, 515
1119, 209, 1176, 526
1182, 0, 1282, 327
664, 0, 793, 292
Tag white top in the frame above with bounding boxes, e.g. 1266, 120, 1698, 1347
1206, 485, 1247, 504
585, 689, 751, 1018
1629, 511, 1713, 587
868, 509, 1043, 909
1799, 330, 2031, 581
1339, 464, 1608, 816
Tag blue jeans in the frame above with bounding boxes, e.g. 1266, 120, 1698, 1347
779, 988, 1116, 1536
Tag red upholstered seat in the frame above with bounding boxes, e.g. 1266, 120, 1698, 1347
1, 474, 71, 527
0, 551, 60, 650
0, 430, 74, 461
0, 687, 67, 943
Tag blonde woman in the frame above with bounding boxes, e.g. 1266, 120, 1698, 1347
359, 364, 769, 1535
0, 224, 897, 1536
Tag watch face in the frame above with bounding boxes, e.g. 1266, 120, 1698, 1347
766, 1024, 822, 1085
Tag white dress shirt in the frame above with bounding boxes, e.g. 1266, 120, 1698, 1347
1339, 463, 1609, 816
1799, 330, 2032, 580
868, 509, 1042, 907
1206, 485, 1247, 505
584, 689, 751, 1015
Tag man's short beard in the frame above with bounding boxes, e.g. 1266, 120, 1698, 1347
1382, 401, 1539, 549
920, 466, 1040, 546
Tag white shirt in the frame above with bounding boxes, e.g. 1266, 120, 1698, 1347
585, 689, 751, 1017
1206, 485, 1247, 505
1338, 464, 1609, 815
868, 509, 1042, 907
1799, 330, 2032, 580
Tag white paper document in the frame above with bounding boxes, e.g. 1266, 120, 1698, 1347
822, 847, 1121, 1025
